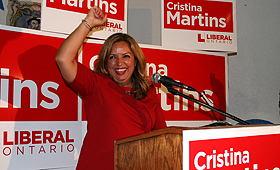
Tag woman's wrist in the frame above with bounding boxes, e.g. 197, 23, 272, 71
82, 19, 93, 31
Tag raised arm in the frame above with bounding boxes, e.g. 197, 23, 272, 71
55, 7, 107, 83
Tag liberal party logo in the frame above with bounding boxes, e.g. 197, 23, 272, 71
198, 33, 233, 44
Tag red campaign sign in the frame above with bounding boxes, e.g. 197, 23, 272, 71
164, 0, 234, 33
82, 42, 227, 121
189, 133, 280, 170
0, 28, 226, 122
46, 0, 125, 21
0, 29, 78, 121
143, 47, 226, 121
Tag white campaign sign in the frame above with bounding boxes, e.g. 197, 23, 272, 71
41, 0, 127, 39
161, 0, 237, 52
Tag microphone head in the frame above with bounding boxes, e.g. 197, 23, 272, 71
151, 72, 161, 83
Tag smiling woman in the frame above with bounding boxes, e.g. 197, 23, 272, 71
94, 33, 150, 100
55, 7, 166, 170
107, 41, 135, 87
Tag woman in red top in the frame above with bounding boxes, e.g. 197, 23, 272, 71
56, 7, 167, 169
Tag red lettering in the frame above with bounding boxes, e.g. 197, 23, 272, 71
206, 34, 232, 40
15, 131, 18, 145
53, 130, 65, 143
17, 146, 24, 155
32, 131, 42, 144
198, 34, 205, 42
38, 145, 46, 154
29, 145, 35, 154
3, 147, 11, 156
67, 144, 75, 152
20, 131, 31, 144
43, 130, 54, 143
3, 131, 13, 145
50, 145, 56, 153
3, 130, 74, 146
66, 130, 74, 142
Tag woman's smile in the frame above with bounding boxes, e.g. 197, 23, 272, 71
115, 68, 127, 75
107, 41, 136, 87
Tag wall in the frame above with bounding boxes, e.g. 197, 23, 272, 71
127, 0, 280, 125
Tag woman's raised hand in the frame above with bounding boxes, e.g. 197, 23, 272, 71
84, 6, 107, 29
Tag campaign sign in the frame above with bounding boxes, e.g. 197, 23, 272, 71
183, 125, 280, 170
0, 24, 227, 169
0, 25, 83, 169
161, 0, 237, 52
41, 0, 127, 39
82, 41, 228, 123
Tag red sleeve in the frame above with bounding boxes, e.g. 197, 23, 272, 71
150, 86, 167, 130
66, 62, 97, 98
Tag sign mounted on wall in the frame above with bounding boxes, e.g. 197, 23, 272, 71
161, 0, 237, 52
0, 24, 227, 169
41, 0, 127, 39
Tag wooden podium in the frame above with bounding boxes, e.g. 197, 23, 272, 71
114, 125, 280, 170
114, 126, 195, 170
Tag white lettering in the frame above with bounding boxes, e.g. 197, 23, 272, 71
87, 0, 94, 9
194, 151, 206, 170
109, 2, 117, 14
90, 55, 98, 70
79, 0, 84, 8
99, 0, 109, 13
1, 68, 60, 109
167, 11, 180, 25
194, 149, 250, 170
67, 0, 77, 7
200, 90, 214, 111
166, 11, 227, 29
0, 68, 9, 108
159, 84, 171, 111
166, 2, 202, 12
182, 89, 200, 111
13, 80, 38, 108
40, 82, 60, 109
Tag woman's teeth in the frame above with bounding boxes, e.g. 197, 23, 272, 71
116, 68, 126, 72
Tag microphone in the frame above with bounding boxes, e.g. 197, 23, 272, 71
151, 73, 196, 91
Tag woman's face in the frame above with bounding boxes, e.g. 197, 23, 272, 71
107, 41, 136, 87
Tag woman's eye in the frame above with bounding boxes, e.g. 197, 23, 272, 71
123, 55, 130, 58
109, 55, 115, 59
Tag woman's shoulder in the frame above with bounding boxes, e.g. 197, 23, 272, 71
77, 62, 109, 79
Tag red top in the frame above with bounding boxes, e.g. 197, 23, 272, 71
68, 63, 167, 170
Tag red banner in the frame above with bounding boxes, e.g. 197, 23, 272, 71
46, 0, 125, 21
164, 0, 233, 33
0, 25, 227, 169
0, 27, 226, 122
0, 29, 78, 121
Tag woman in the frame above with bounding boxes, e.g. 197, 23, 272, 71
56, 7, 167, 169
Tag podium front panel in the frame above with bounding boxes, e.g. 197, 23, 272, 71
183, 125, 280, 170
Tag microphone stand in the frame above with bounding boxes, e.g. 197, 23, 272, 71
165, 86, 250, 125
